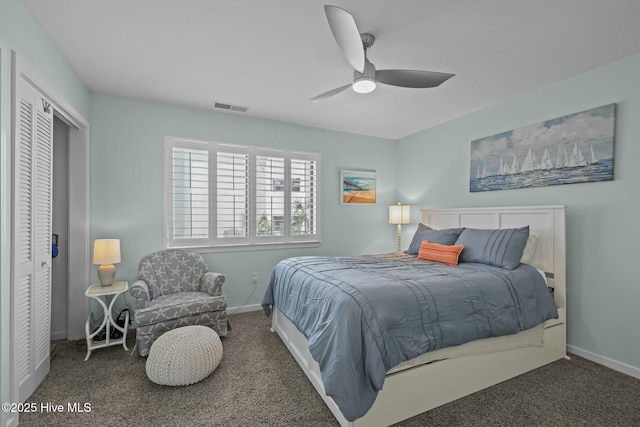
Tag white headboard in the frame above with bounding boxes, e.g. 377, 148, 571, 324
421, 205, 566, 310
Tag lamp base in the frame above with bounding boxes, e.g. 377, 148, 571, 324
97, 264, 116, 286
396, 224, 403, 253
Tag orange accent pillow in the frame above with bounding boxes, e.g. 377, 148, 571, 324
417, 240, 464, 266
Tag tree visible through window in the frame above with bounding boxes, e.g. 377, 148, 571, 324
291, 199, 309, 235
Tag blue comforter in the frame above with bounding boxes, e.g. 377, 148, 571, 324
262, 253, 558, 421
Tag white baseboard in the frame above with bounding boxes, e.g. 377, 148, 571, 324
567, 345, 640, 379
227, 303, 262, 315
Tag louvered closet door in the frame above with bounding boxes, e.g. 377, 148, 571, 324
13, 78, 53, 403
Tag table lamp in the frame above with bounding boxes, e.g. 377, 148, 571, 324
93, 239, 121, 286
389, 203, 411, 253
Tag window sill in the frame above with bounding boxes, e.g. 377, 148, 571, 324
166, 240, 322, 254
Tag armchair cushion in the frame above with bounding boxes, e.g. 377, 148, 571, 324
134, 291, 227, 326
138, 250, 210, 299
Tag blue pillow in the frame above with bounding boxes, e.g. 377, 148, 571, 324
407, 223, 465, 255
455, 226, 529, 270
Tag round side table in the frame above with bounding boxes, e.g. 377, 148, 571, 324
84, 281, 129, 361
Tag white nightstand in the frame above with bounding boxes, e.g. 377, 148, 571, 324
84, 281, 130, 361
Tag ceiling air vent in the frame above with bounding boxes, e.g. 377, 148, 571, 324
213, 102, 248, 113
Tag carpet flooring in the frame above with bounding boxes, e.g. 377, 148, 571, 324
19, 310, 640, 427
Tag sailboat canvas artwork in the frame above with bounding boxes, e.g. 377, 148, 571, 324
470, 104, 615, 192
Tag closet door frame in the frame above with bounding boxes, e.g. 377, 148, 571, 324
12, 67, 53, 403
9, 54, 90, 415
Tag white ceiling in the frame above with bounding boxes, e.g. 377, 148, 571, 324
23, 0, 640, 140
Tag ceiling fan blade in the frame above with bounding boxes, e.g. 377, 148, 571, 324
375, 69, 455, 88
324, 5, 365, 73
310, 84, 352, 102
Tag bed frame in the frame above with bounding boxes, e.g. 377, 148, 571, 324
271, 205, 567, 427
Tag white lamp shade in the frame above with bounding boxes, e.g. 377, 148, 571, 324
389, 204, 411, 225
92, 239, 121, 265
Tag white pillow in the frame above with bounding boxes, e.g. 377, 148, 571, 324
520, 234, 538, 264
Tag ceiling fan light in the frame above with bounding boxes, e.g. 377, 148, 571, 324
353, 78, 376, 94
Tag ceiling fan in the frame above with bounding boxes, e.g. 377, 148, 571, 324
311, 5, 455, 102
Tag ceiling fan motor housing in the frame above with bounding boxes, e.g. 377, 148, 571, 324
353, 59, 377, 93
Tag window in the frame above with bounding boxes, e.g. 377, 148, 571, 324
165, 137, 320, 249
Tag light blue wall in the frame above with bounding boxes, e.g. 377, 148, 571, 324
0, 1, 91, 118
396, 53, 640, 372
90, 93, 397, 310
0, 1, 91, 426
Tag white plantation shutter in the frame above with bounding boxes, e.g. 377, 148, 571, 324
13, 79, 53, 402
256, 155, 285, 238
291, 157, 318, 237
171, 146, 209, 240
216, 151, 249, 239
165, 138, 320, 248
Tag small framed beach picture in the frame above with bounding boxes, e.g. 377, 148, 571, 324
340, 170, 376, 204
469, 103, 616, 192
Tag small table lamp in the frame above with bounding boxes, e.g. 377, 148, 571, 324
389, 203, 411, 253
93, 239, 121, 286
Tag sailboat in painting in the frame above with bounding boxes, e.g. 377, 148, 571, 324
540, 148, 553, 170
476, 162, 489, 179
509, 152, 519, 175
568, 140, 587, 168
481, 162, 489, 178
555, 145, 569, 169
520, 148, 538, 173
588, 145, 599, 165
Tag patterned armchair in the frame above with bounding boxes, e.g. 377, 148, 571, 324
130, 250, 228, 356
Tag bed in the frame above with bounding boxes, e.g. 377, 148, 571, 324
264, 205, 567, 427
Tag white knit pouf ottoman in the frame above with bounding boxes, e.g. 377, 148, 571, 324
146, 325, 223, 386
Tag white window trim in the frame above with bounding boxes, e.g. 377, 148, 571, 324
163, 136, 321, 250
